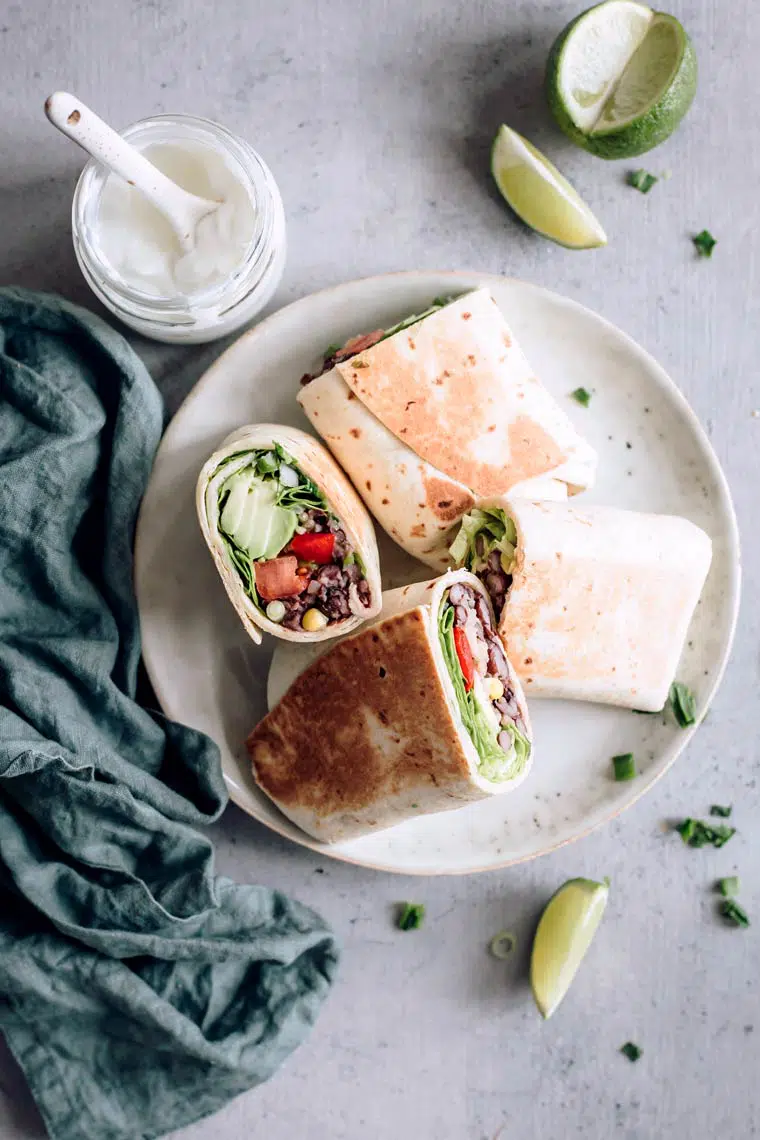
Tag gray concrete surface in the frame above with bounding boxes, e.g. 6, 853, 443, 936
0, 0, 758, 1137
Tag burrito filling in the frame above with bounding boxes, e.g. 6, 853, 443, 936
213, 445, 373, 631
299, 296, 453, 385
448, 508, 516, 619
438, 582, 530, 783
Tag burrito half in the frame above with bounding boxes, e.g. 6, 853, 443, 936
197, 424, 382, 643
247, 570, 533, 842
448, 498, 713, 710
298, 288, 597, 569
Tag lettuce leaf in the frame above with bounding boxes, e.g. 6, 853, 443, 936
449, 507, 517, 573
438, 602, 529, 783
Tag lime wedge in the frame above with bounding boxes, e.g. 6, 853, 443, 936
530, 877, 609, 1018
490, 125, 607, 250
546, 1, 697, 159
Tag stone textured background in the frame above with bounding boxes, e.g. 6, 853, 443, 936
0, 0, 757, 1137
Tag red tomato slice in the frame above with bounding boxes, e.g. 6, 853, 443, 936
453, 626, 475, 692
289, 532, 335, 564
254, 556, 307, 601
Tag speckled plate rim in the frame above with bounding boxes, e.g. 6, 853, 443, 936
135, 269, 742, 876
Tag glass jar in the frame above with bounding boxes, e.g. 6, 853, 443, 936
72, 114, 287, 344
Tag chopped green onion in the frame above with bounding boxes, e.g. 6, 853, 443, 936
324, 343, 342, 357
669, 681, 696, 727
693, 229, 717, 258
571, 387, 591, 407
488, 931, 517, 959
612, 753, 636, 782
628, 169, 657, 194
720, 899, 749, 928
717, 877, 740, 898
256, 451, 279, 475
265, 600, 286, 623
398, 902, 425, 931
676, 819, 736, 848
620, 1042, 642, 1062
710, 804, 732, 818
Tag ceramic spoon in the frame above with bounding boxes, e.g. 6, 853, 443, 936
44, 91, 219, 252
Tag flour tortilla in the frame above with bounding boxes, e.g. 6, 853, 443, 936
249, 570, 533, 843
297, 288, 595, 570
196, 424, 382, 644
469, 497, 713, 710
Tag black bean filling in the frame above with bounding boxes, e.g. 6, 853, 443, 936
447, 582, 527, 740
280, 507, 371, 631
474, 540, 512, 620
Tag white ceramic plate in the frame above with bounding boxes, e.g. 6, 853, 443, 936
134, 271, 740, 875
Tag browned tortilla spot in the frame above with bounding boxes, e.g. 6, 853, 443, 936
505, 415, 566, 486
366, 480, 372, 491
347, 390, 356, 400
411, 524, 426, 537
381, 497, 389, 505
423, 475, 474, 522
350, 428, 361, 439
503, 332, 512, 348
462, 312, 471, 320
247, 610, 470, 815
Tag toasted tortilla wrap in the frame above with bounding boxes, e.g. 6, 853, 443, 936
448, 498, 713, 710
197, 424, 381, 644
298, 288, 596, 570
248, 570, 533, 843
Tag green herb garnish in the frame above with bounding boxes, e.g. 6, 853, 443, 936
669, 681, 696, 727
324, 343, 342, 357
628, 169, 657, 194
717, 876, 740, 898
398, 903, 425, 931
612, 753, 636, 781
693, 230, 717, 258
352, 359, 369, 369
710, 804, 732, 818
620, 1042, 642, 1062
571, 387, 591, 407
720, 899, 749, 928
676, 819, 736, 848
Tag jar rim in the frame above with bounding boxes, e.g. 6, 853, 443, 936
72, 113, 280, 321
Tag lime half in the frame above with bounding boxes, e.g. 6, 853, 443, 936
530, 877, 609, 1018
546, 1, 697, 159
491, 125, 607, 250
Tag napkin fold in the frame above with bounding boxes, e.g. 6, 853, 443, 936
0, 288, 338, 1140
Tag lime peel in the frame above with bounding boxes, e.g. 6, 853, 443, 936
490, 124, 607, 250
546, 1, 697, 160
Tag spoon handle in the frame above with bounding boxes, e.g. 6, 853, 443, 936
45, 91, 213, 251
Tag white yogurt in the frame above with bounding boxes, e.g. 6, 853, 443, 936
96, 141, 257, 298
72, 115, 287, 343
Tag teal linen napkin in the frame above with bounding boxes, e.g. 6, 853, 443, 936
0, 287, 339, 1140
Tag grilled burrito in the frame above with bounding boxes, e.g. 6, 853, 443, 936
448, 498, 713, 710
247, 569, 533, 842
197, 425, 382, 643
298, 288, 597, 570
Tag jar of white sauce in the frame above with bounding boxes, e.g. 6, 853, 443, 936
72, 114, 286, 343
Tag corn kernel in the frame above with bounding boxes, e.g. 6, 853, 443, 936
302, 607, 328, 632
486, 677, 504, 701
